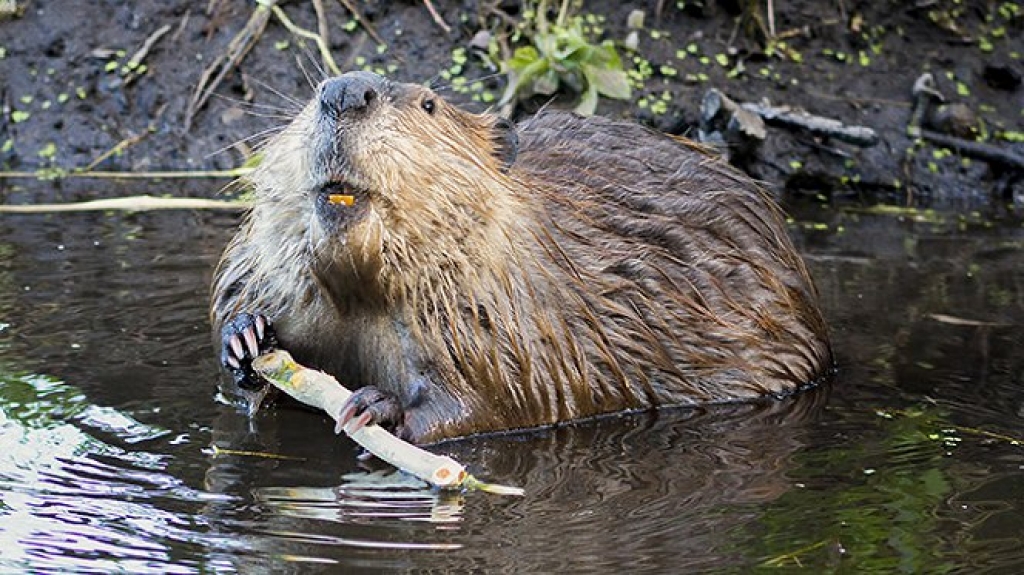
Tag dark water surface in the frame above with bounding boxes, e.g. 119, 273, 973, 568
1, 201, 1022, 573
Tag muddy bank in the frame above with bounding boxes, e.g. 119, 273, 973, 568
1, 1, 1022, 209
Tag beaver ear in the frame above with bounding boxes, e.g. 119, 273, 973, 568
491, 118, 519, 173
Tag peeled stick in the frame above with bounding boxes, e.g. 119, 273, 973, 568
252, 350, 523, 495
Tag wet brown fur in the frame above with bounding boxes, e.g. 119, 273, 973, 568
211, 74, 832, 443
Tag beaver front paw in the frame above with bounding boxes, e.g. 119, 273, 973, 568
220, 312, 279, 390
335, 386, 406, 437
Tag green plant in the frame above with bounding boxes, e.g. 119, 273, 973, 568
496, 0, 631, 115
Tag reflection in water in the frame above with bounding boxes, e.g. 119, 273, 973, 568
0, 371, 239, 572
256, 471, 465, 528
0, 204, 1021, 572
194, 388, 832, 572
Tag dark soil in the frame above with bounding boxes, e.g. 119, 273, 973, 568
1, 0, 1022, 209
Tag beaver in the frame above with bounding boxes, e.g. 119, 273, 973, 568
210, 71, 832, 443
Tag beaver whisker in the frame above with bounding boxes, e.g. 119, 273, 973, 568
244, 75, 308, 110
206, 124, 289, 161
210, 91, 304, 116
293, 45, 330, 92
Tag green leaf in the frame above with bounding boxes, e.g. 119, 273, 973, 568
575, 83, 599, 116
507, 46, 540, 72
583, 64, 631, 100
551, 29, 589, 61
499, 56, 550, 105
592, 42, 624, 69
535, 30, 557, 57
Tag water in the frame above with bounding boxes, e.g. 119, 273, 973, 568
0, 199, 1022, 573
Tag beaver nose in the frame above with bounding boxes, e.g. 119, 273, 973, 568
319, 72, 386, 116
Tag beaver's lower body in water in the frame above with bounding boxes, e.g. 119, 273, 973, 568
211, 72, 832, 443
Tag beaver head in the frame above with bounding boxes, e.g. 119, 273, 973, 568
249, 72, 520, 304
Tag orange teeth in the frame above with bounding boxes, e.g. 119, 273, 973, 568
327, 194, 355, 206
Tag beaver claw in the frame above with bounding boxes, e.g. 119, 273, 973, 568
335, 386, 405, 437
220, 312, 278, 391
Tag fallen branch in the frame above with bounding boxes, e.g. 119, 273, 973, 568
0, 196, 249, 213
919, 129, 1024, 173
0, 167, 252, 180
252, 349, 524, 496
742, 100, 879, 147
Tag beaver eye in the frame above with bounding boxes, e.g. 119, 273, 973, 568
421, 98, 436, 115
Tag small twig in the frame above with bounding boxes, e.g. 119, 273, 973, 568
928, 313, 1011, 328
206, 444, 306, 460
84, 130, 153, 171
946, 425, 1023, 445
766, 0, 776, 38
312, 0, 331, 51
123, 24, 172, 86
336, 0, 385, 46
0, 196, 249, 213
270, 4, 340, 76
185, 0, 274, 131
421, 0, 451, 34
0, 167, 253, 180
761, 539, 831, 567
171, 9, 190, 43
879, 407, 1024, 446
742, 100, 880, 147
907, 72, 943, 138
555, 0, 570, 28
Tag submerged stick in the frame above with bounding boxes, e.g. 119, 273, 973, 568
252, 350, 524, 496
